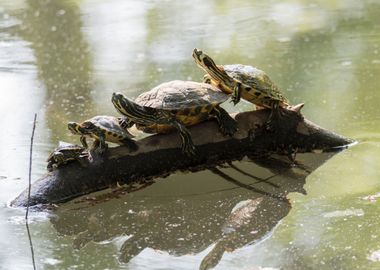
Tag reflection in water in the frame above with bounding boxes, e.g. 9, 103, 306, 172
14, 0, 94, 143
50, 153, 333, 269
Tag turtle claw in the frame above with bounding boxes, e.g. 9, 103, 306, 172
265, 118, 278, 132
220, 119, 238, 136
182, 143, 197, 157
230, 96, 239, 106
222, 125, 237, 137
94, 144, 108, 155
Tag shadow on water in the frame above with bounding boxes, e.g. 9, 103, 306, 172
49, 152, 336, 269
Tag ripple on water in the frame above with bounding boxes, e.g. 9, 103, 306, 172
7, 212, 50, 225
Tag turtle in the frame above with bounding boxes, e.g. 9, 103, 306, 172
111, 80, 238, 156
200, 198, 264, 270
192, 48, 291, 129
47, 141, 89, 171
68, 115, 137, 154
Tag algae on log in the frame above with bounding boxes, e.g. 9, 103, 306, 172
11, 107, 354, 207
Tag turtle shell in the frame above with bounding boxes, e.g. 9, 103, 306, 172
135, 80, 228, 110
88, 116, 133, 137
47, 141, 84, 162
223, 64, 288, 103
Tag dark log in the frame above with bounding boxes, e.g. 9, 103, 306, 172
11, 107, 354, 207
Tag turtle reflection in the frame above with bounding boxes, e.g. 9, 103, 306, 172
50, 153, 335, 269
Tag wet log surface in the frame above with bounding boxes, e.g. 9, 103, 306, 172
11, 107, 354, 207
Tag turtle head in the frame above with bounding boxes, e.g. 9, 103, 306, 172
112, 92, 142, 120
192, 48, 208, 66
68, 122, 82, 135
112, 92, 130, 116
68, 121, 96, 135
192, 48, 234, 89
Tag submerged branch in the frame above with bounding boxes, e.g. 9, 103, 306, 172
25, 113, 37, 270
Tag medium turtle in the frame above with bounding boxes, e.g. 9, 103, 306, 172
111, 80, 238, 156
192, 49, 290, 129
68, 115, 137, 154
47, 141, 89, 171
192, 48, 289, 108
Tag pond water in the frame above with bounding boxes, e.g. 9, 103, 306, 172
0, 0, 380, 269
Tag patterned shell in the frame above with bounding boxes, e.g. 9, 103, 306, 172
135, 80, 228, 110
223, 64, 289, 103
88, 116, 130, 135
47, 141, 84, 161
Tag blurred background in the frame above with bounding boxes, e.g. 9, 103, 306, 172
0, 0, 379, 269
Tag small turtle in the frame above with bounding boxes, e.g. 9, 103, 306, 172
68, 115, 137, 154
47, 141, 89, 171
111, 80, 238, 156
192, 49, 290, 129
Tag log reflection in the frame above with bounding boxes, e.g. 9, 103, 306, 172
50, 152, 336, 269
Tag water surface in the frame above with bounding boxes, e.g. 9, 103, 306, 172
0, 0, 379, 269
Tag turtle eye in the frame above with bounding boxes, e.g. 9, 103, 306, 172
203, 57, 213, 66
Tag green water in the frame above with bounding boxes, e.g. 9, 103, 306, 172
0, 0, 379, 269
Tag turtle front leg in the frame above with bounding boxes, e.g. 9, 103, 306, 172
91, 130, 108, 154
212, 106, 238, 136
231, 82, 242, 105
118, 117, 134, 129
80, 135, 89, 149
168, 120, 196, 157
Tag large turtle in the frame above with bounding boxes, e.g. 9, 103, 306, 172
111, 80, 238, 156
68, 115, 137, 154
192, 49, 290, 129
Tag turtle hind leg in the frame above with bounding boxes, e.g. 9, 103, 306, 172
212, 106, 238, 136
266, 101, 297, 132
231, 82, 242, 105
121, 138, 138, 152
265, 101, 282, 132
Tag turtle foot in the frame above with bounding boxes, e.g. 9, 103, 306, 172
230, 96, 240, 106
214, 106, 238, 136
182, 143, 197, 157
221, 122, 238, 136
94, 144, 108, 155
219, 116, 238, 137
